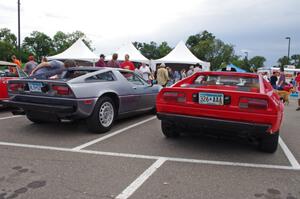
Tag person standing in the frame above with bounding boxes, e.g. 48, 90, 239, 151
187, 65, 194, 76
11, 55, 21, 68
24, 55, 38, 75
106, 53, 120, 68
193, 63, 202, 73
295, 72, 300, 111
157, 63, 169, 87
95, 54, 106, 67
121, 54, 135, 71
180, 69, 187, 79
277, 67, 286, 90
139, 63, 151, 81
270, 71, 278, 89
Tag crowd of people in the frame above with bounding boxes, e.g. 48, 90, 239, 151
265, 66, 300, 111
8, 54, 300, 110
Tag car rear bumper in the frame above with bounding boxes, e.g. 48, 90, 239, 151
3, 100, 75, 113
3, 95, 98, 118
157, 112, 272, 135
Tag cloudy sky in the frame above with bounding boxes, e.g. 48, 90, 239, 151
0, 0, 299, 66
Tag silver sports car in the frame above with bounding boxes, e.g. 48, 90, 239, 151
5, 67, 161, 133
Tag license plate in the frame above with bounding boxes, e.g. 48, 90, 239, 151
199, 92, 224, 105
28, 82, 43, 92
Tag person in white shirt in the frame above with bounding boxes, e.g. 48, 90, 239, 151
193, 63, 202, 73
139, 63, 151, 81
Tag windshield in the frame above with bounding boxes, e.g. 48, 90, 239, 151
188, 74, 260, 91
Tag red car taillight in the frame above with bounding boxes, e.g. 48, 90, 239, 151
239, 97, 268, 110
9, 83, 24, 92
162, 91, 186, 103
52, 85, 72, 96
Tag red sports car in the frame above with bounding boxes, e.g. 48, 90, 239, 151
156, 71, 284, 153
0, 61, 27, 105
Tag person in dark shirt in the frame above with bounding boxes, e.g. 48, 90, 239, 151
270, 71, 278, 89
95, 54, 106, 67
106, 53, 120, 68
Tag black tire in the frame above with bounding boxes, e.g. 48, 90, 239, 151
259, 131, 279, 153
86, 97, 116, 133
161, 120, 180, 138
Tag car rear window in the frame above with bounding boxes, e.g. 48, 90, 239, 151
61, 70, 96, 79
187, 75, 260, 91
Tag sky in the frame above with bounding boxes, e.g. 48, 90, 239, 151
0, 0, 299, 66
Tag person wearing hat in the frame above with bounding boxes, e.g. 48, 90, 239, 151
24, 55, 38, 75
96, 54, 106, 67
156, 63, 169, 87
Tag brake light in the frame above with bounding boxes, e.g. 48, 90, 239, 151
52, 85, 71, 96
239, 97, 268, 110
9, 83, 24, 92
163, 91, 186, 103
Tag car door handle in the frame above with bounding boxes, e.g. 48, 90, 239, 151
132, 86, 137, 89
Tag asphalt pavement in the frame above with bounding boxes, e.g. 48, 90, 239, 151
0, 98, 299, 199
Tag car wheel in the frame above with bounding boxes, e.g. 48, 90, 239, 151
259, 131, 279, 153
86, 97, 115, 133
161, 120, 180, 138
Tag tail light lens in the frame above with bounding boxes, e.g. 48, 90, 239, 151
9, 83, 24, 92
52, 85, 72, 96
162, 91, 186, 103
239, 97, 268, 110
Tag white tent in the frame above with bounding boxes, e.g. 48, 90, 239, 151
48, 39, 98, 63
106, 43, 149, 64
153, 41, 210, 70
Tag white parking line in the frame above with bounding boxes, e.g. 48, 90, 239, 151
0, 115, 23, 120
72, 116, 156, 151
115, 158, 166, 199
279, 136, 300, 169
0, 141, 298, 171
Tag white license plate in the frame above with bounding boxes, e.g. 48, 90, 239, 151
199, 92, 224, 105
28, 82, 43, 92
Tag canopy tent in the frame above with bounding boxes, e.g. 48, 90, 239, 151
47, 39, 98, 63
152, 41, 210, 70
218, 63, 246, 72
105, 43, 149, 64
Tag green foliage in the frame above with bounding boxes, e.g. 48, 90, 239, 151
0, 28, 17, 47
0, 40, 15, 61
22, 31, 54, 61
249, 56, 266, 68
133, 41, 172, 59
277, 56, 289, 67
291, 54, 300, 68
186, 31, 235, 70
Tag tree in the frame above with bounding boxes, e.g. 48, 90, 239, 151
186, 31, 235, 70
249, 56, 266, 68
22, 31, 54, 61
291, 54, 300, 68
133, 41, 172, 59
277, 56, 289, 67
0, 28, 17, 47
0, 28, 18, 61
157, 42, 172, 58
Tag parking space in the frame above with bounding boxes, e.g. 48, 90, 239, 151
0, 145, 154, 199
130, 161, 300, 199
0, 100, 299, 199
0, 113, 155, 148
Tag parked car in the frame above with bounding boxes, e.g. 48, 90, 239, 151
0, 61, 27, 105
156, 71, 284, 153
5, 67, 161, 133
